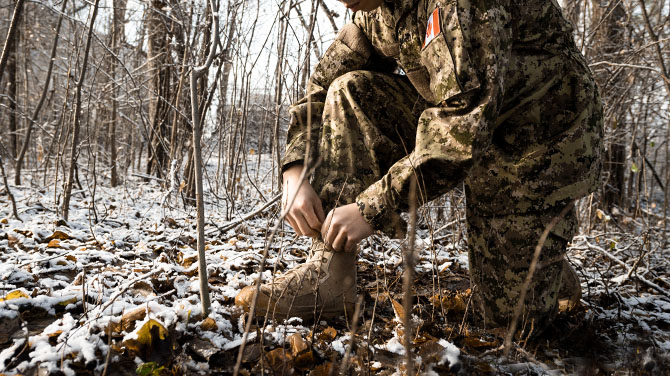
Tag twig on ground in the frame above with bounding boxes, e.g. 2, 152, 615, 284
209, 193, 281, 236
339, 295, 364, 374
584, 239, 669, 297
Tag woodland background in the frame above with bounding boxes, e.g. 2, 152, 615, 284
0, 0, 669, 374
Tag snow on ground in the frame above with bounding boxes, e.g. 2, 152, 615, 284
0, 154, 669, 374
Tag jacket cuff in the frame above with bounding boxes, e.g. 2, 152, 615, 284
356, 180, 406, 239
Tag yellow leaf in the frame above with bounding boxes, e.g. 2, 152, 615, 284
200, 317, 217, 332
123, 319, 169, 357
48, 239, 61, 248
58, 297, 78, 306
0, 290, 29, 301
249, 148, 255, 155
138, 319, 168, 342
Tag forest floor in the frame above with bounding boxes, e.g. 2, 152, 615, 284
1, 161, 669, 375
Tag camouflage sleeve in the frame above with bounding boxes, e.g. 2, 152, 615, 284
281, 23, 375, 172
356, 0, 512, 236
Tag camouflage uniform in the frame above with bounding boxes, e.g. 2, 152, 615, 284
282, 0, 602, 328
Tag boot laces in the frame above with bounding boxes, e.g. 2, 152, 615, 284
265, 253, 329, 294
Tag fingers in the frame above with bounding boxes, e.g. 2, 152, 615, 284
301, 202, 323, 233
330, 230, 348, 253
288, 211, 320, 237
314, 200, 326, 223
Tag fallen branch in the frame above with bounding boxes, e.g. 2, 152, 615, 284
584, 240, 669, 297
208, 193, 281, 236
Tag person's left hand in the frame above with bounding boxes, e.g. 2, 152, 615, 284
321, 203, 374, 252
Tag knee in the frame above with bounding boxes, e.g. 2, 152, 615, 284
326, 70, 374, 100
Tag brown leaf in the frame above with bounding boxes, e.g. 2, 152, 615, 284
0, 218, 8, 224
7, 234, 18, 248
65, 255, 77, 262
200, 317, 218, 332
47, 239, 61, 248
132, 281, 154, 297
46, 230, 70, 241
309, 362, 333, 376
319, 326, 337, 341
265, 348, 293, 375
289, 333, 314, 370
48, 330, 63, 346
107, 306, 150, 334
178, 252, 197, 268
429, 290, 469, 314
14, 229, 32, 237
464, 335, 498, 350
391, 298, 406, 322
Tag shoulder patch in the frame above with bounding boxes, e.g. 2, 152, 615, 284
422, 8, 441, 50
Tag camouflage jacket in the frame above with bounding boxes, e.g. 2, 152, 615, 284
283, 0, 602, 235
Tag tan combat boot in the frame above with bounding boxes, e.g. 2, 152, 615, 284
558, 258, 581, 312
234, 241, 356, 321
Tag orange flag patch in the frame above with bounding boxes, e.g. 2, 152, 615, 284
422, 8, 441, 49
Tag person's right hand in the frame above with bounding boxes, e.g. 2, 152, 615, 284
282, 164, 325, 237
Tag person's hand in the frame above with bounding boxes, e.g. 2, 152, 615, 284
282, 165, 325, 237
321, 203, 374, 252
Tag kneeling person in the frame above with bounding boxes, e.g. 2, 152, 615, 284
236, 0, 602, 329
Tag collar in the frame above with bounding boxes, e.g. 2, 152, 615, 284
375, 0, 416, 30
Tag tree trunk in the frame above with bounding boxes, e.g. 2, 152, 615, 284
0, 0, 24, 84
7, 20, 18, 159
145, 0, 171, 179
109, 0, 127, 187
14, 0, 68, 186
62, 0, 101, 221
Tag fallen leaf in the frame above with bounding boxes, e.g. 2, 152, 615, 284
46, 230, 70, 241
464, 335, 498, 350
430, 290, 469, 314
391, 298, 406, 322
57, 297, 77, 307
47, 239, 61, 248
14, 229, 32, 237
289, 333, 314, 370
0, 316, 20, 344
132, 281, 154, 297
266, 348, 293, 374
0, 290, 29, 301
7, 234, 18, 247
200, 317, 217, 332
65, 255, 77, 262
309, 362, 333, 376
319, 326, 337, 341
122, 319, 169, 360
0, 218, 8, 224
136, 361, 167, 376
48, 330, 64, 346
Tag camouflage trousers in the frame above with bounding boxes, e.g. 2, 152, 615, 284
310, 70, 579, 329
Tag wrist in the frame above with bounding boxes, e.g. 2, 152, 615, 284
282, 164, 304, 184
